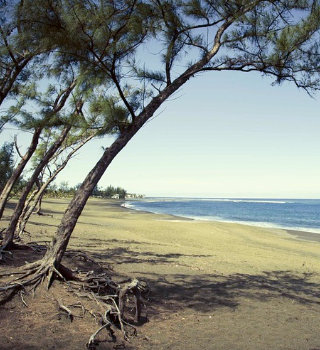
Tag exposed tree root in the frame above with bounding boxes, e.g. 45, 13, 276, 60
67, 273, 149, 347
19, 289, 28, 307
0, 258, 73, 292
0, 258, 149, 347
56, 299, 77, 321
14, 230, 32, 241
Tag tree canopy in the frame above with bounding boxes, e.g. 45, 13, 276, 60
1, 2, 320, 339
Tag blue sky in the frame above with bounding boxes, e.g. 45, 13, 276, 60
2, 68, 320, 198
52, 70, 320, 198
2, 5, 319, 199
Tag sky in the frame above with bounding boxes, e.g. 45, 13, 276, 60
2, 63, 320, 199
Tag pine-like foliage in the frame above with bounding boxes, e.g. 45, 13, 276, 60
0, 142, 14, 192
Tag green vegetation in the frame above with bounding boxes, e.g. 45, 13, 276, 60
1, 2, 320, 344
44, 183, 143, 199
0, 142, 14, 193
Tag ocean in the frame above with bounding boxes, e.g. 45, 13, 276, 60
123, 198, 320, 234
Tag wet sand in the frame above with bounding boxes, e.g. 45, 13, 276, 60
286, 229, 320, 243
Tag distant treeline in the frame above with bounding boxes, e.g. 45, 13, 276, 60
44, 183, 143, 199
0, 143, 143, 200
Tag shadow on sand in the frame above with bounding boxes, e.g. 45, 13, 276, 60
139, 270, 320, 313
3, 238, 320, 317
81, 243, 320, 314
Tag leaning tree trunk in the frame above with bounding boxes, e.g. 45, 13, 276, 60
0, 58, 32, 108
36, 18, 230, 272
34, 192, 44, 215
40, 79, 196, 268
42, 130, 137, 267
0, 127, 42, 220
16, 180, 42, 237
1, 125, 71, 249
0, 80, 76, 220
16, 132, 96, 238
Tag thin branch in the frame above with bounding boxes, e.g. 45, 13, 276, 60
110, 59, 136, 122
14, 135, 24, 159
0, 25, 18, 66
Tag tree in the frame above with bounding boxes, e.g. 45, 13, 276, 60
1, 124, 73, 249
16, 130, 97, 238
0, 142, 14, 193
0, 129, 42, 219
0, 0, 63, 108
91, 184, 101, 197
116, 187, 127, 199
0, 78, 77, 220
101, 185, 128, 198
0, 0, 34, 106
2, 0, 320, 290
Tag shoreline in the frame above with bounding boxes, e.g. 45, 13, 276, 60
286, 229, 320, 243
2, 198, 320, 350
121, 200, 320, 244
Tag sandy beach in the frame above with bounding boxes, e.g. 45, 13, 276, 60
1, 197, 320, 350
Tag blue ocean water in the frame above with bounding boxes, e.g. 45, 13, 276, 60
124, 198, 320, 234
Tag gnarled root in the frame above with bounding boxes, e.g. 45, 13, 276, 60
0, 259, 71, 293
69, 273, 149, 347
0, 257, 149, 347
118, 278, 149, 323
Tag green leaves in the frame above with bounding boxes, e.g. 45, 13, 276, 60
88, 94, 129, 134
0, 142, 14, 192
2, 0, 320, 164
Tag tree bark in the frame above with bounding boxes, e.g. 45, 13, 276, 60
36, 17, 232, 270
16, 133, 96, 237
41, 63, 212, 266
44, 130, 137, 265
0, 77, 76, 221
0, 58, 32, 107
16, 181, 41, 237
0, 127, 42, 220
1, 125, 71, 249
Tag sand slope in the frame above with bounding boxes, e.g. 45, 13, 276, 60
1, 198, 320, 350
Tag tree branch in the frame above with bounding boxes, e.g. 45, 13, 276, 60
110, 59, 136, 122
14, 135, 24, 159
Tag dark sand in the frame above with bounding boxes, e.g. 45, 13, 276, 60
1, 198, 320, 350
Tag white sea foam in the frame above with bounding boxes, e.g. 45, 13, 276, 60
204, 199, 289, 204
122, 202, 320, 235
176, 215, 320, 234
122, 202, 133, 208
130, 197, 290, 204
